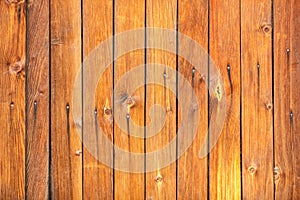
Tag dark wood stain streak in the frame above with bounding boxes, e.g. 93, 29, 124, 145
66, 104, 73, 200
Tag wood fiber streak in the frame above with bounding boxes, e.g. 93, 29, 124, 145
26, 0, 49, 198
0, 0, 26, 199
50, 0, 82, 198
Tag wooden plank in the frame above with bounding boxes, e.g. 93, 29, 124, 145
83, 0, 113, 199
25, 0, 49, 199
274, 0, 300, 199
114, 0, 145, 199
0, 0, 26, 199
50, 0, 82, 198
146, 0, 177, 199
209, 0, 241, 199
177, 0, 208, 199
241, 0, 274, 199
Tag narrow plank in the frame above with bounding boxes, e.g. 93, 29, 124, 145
0, 0, 26, 199
177, 0, 208, 199
114, 0, 145, 199
241, 0, 274, 199
274, 0, 300, 198
146, 0, 177, 199
50, 0, 82, 198
26, 0, 49, 198
209, 0, 241, 199
83, 0, 113, 199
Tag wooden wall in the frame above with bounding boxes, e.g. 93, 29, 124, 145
0, 0, 299, 199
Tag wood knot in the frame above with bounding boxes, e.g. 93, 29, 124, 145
261, 24, 272, 34
265, 103, 273, 111
10, 102, 15, 109
125, 97, 136, 109
104, 107, 112, 116
274, 166, 280, 180
9, 61, 24, 75
248, 165, 257, 174
154, 175, 163, 183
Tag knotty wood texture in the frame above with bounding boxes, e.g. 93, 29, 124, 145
26, 0, 49, 199
0, 0, 26, 199
209, 0, 241, 199
274, 0, 300, 199
146, 0, 177, 199
177, 0, 208, 199
50, 0, 82, 198
0, 0, 300, 199
114, 0, 145, 199
241, 0, 274, 199
83, 0, 113, 199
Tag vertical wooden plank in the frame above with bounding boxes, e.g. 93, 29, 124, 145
50, 0, 82, 198
83, 0, 113, 199
114, 0, 145, 199
241, 0, 274, 199
26, 0, 49, 198
209, 0, 241, 199
146, 0, 177, 199
0, 0, 26, 199
274, 0, 300, 199
177, 0, 208, 199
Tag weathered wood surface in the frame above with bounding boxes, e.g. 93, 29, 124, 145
274, 0, 300, 199
50, 0, 82, 198
83, 0, 113, 199
241, 0, 274, 199
0, 0, 26, 199
177, 0, 208, 199
26, 0, 49, 199
209, 0, 241, 199
0, 0, 299, 199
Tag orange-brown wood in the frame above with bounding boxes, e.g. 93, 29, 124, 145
26, 0, 49, 198
274, 0, 300, 199
50, 0, 82, 198
83, 0, 113, 199
177, 0, 208, 199
241, 0, 274, 199
209, 0, 241, 199
146, 0, 177, 199
114, 0, 145, 199
0, 1, 26, 199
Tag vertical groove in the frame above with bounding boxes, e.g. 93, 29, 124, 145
25, 1, 28, 199
144, 0, 147, 198
271, 0, 275, 199
239, 0, 243, 198
112, 0, 116, 199
207, 0, 210, 199
175, 0, 179, 199
81, 0, 84, 198
49, 0, 52, 197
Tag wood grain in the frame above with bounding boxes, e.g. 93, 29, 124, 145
26, 0, 49, 199
50, 0, 82, 198
146, 0, 177, 199
274, 0, 300, 199
241, 0, 274, 199
0, 0, 26, 199
177, 0, 208, 199
114, 0, 145, 199
83, 0, 113, 199
209, 0, 241, 199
